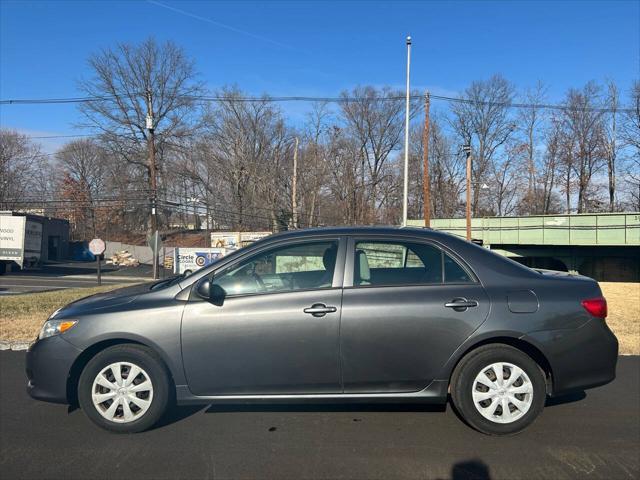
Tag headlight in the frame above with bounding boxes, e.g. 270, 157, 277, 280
38, 320, 77, 340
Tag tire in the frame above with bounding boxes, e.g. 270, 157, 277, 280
450, 344, 546, 436
78, 344, 171, 433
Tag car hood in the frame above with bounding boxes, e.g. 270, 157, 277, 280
52, 282, 152, 318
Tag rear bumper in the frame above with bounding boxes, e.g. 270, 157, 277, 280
523, 318, 619, 396
26, 335, 82, 404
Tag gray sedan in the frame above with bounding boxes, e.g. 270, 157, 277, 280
26, 227, 618, 435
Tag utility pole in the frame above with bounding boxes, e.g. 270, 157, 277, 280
402, 35, 412, 227
292, 137, 299, 229
146, 88, 159, 279
464, 144, 472, 241
422, 91, 431, 228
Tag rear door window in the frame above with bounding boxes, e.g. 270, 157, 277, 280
353, 241, 442, 286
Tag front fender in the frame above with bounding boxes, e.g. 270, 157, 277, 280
61, 304, 187, 386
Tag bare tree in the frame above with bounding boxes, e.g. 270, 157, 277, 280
298, 103, 333, 227
323, 126, 364, 224
451, 75, 516, 215
406, 116, 465, 219
0, 129, 48, 211
54, 139, 109, 238
517, 82, 548, 214
537, 116, 564, 214
340, 86, 420, 222
620, 81, 640, 209
559, 82, 607, 213
490, 141, 523, 216
198, 88, 292, 231
78, 37, 204, 229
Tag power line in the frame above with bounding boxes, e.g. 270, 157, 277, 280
0, 95, 121, 105
0, 92, 633, 113
2, 196, 338, 227
27, 134, 96, 139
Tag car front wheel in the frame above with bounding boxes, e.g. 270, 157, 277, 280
450, 344, 546, 435
78, 345, 170, 433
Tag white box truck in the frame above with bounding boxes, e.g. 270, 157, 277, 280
173, 247, 226, 275
0, 213, 43, 273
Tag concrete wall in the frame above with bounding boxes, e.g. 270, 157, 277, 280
104, 241, 175, 266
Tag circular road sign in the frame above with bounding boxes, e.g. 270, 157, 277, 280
89, 238, 106, 256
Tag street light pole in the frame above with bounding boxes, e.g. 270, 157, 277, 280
402, 35, 412, 227
464, 144, 472, 241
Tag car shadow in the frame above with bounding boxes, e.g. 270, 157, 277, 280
144, 391, 586, 431
203, 402, 448, 414
148, 402, 447, 430
155, 405, 208, 428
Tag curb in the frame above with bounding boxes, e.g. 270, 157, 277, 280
0, 341, 31, 351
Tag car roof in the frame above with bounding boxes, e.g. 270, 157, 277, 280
260, 225, 456, 243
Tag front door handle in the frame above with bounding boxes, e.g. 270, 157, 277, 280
304, 303, 337, 317
445, 298, 478, 311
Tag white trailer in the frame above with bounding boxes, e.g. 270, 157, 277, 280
0, 214, 43, 273
173, 247, 226, 275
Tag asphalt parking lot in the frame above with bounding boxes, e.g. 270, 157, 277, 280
0, 353, 637, 480
0, 262, 160, 294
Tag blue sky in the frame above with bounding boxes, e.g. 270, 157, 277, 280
1, 0, 638, 151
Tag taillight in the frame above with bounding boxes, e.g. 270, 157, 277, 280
581, 297, 607, 319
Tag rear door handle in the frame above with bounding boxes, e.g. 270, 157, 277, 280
304, 303, 337, 317
445, 298, 478, 311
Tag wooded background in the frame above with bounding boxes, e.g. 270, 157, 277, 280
1, 39, 638, 241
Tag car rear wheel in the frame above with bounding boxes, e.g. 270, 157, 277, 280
78, 345, 170, 433
450, 344, 546, 435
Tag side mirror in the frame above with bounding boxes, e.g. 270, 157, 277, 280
195, 278, 226, 306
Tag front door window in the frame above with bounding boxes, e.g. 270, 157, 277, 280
212, 240, 339, 296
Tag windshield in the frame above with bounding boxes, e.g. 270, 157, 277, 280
149, 274, 184, 290
150, 244, 251, 290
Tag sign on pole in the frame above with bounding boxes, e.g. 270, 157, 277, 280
89, 238, 106, 285
89, 238, 106, 256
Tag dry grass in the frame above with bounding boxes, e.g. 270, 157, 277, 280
1, 281, 638, 354
600, 282, 640, 355
0, 284, 134, 342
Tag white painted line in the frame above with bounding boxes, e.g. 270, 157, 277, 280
0, 284, 75, 289
0, 276, 138, 283
64, 275, 150, 281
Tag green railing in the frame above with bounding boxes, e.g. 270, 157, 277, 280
407, 212, 640, 246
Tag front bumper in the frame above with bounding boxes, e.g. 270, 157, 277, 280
523, 318, 619, 396
26, 335, 83, 404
